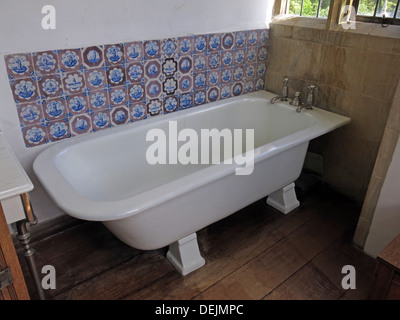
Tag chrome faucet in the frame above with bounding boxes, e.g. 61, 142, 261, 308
270, 78, 289, 103
290, 91, 301, 107
296, 85, 316, 113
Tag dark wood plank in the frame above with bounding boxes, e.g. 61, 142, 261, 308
54, 248, 174, 300
17, 184, 376, 300
124, 199, 313, 300
19, 222, 140, 299
265, 243, 375, 300
194, 210, 351, 300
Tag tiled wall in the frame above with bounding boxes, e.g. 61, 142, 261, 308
4, 29, 268, 148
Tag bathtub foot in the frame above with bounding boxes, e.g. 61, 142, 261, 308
266, 182, 299, 214
167, 233, 205, 276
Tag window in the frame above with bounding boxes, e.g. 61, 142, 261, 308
287, 0, 331, 18
286, 0, 400, 25
354, 0, 400, 25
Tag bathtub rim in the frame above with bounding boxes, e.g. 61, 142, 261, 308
33, 90, 350, 222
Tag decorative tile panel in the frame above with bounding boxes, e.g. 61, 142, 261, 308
4, 28, 269, 147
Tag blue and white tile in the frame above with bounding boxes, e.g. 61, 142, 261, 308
221, 68, 233, 84
104, 44, 124, 65
207, 33, 221, 51
110, 106, 130, 125
257, 46, 268, 62
91, 111, 111, 131
84, 67, 108, 91
58, 49, 83, 72
5, 53, 34, 79
245, 47, 258, 64
222, 33, 235, 50
147, 98, 164, 116
232, 82, 244, 96
48, 119, 71, 142
126, 62, 145, 83
245, 64, 256, 79
221, 50, 234, 68
178, 55, 193, 74
234, 48, 245, 65
164, 95, 179, 113
162, 77, 178, 96
43, 97, 67, 121
22, 124, 49, 147
125, 41, 143, 62
220, 84, 232, 99
146, 79, 163, 99
87, 89, 110, 111
255, 78, 265, 91
109, 86, 128, 108
177, 36, 193, 56
65, 93, 89, 115
37, 73, 64, 99
82, 46, 104, 69
16, 100, 44, 127
143, 40, 161, 60
193, 72, 207, 90
234, 31, 247, 48
207, 52, 220, 70
207, 69, 220, 87
130, 102, 147, 121
161, 38, 178, 58
10, 77, 40, 103
61, 70, 86, 96
69, 114, 92, 136
128, 83, 146, 102
32, 51, 59, 75
233, 66, 245, 82
161, 58, 178, 77
244, 80, 255, 94
178, 92, 193, 110
192, 54, 207, 73
144, 59, 162, 79
178, 75, 193, 94
247, 30, 259, 47
106, 66, 126, 87
193, 35, 207, 53
193, 90, 206, 106
206, 86, 220, 103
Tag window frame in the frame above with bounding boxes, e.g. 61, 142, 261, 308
283, 0, 400, 25
353, 0, 400, 25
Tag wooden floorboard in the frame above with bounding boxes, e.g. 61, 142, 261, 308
16, 184, 376, 300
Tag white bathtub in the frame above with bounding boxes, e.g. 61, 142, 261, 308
33, 90, 350, 275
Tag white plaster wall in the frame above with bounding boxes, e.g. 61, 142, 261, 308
0, 0, 271, 222
364, 137, 400, 257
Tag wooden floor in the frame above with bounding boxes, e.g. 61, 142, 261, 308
17, 183, 376, 300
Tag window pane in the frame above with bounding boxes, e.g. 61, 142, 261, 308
302, 0, 319, 16
358, 0, 378, 16
375, 0, 398, 17
319, 0, 330, 17
397, 3, 400, 18
289, 0, 303, 15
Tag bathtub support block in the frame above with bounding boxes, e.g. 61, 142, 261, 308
266, 182, 300, 214
167, 233, 205, 276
